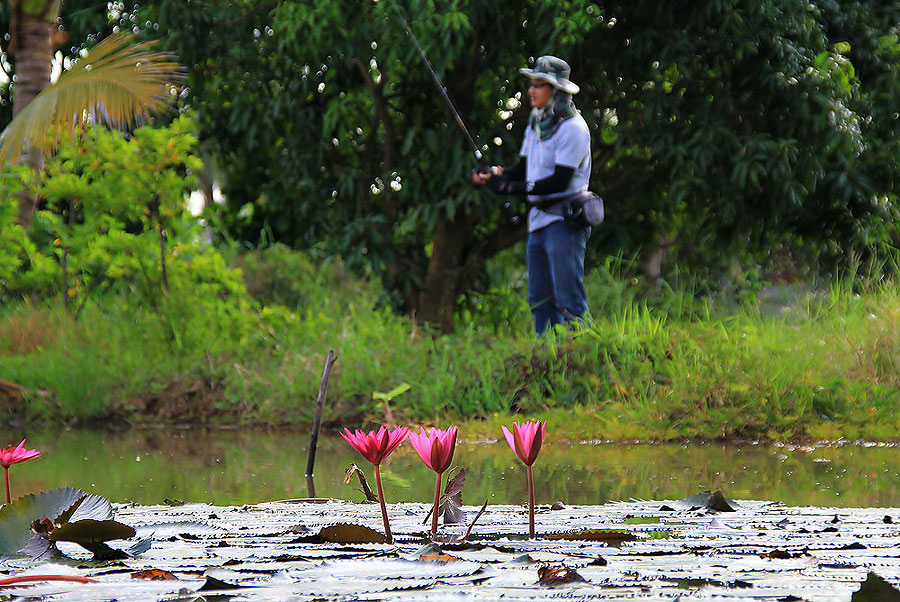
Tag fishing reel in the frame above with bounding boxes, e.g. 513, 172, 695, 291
471, 165, 503, 177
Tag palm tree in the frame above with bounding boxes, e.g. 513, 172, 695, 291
9, 0, 60, 118
2, 28, 182, 227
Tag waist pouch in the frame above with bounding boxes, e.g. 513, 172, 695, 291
536, 191, 604, 228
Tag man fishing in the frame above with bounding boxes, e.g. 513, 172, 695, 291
472, 56, 592, 336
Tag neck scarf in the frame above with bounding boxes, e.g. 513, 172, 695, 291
528, 89, 577, 141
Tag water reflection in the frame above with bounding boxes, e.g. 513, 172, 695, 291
12, 429, 900, 507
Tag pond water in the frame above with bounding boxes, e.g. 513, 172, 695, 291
10, 429, 900, 507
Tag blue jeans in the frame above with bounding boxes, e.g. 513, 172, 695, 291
526, 221, 589, 336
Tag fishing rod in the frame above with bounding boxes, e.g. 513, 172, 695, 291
391, 4, 485, 162
391, 5, 516, 222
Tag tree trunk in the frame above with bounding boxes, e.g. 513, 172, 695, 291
641, 235, 676, 285
413, 213, 527, 334
416, 215, 474, 333
12, 5, 56, 228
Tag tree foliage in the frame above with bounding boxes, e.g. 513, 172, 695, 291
2, 116, 246, 323
140, 0, 898, 330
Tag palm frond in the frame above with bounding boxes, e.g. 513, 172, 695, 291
0, 32, 184, 166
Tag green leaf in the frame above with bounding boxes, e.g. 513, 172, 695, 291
317, 523, 387, 544
0, 487, 112, 557
49, 519, 136, 544
372, 383, 411, 401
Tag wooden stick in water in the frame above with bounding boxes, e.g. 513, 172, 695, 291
306, 350, 337, 497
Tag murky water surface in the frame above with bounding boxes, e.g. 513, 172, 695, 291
12, 429, 899, 506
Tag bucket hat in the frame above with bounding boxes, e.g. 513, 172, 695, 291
519, 55, 580, 95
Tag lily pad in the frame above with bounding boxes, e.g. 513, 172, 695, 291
292, 558, 483, 580
0, 488, 113, 558
49, 519, 136, 544
546, 530, 638, 546
537, 565, 587, 585
675, 490, 738, 512
852, 572, 900, 601
133, 520, 225, 539
318, 523, 387, 544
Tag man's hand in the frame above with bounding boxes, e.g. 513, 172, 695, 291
471, 166, 503, 185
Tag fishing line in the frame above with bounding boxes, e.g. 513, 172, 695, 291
391, 4, 484, 161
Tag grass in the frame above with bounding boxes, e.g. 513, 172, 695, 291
2, 245, 900, 442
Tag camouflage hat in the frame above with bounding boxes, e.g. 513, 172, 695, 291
519, 55, 580, 95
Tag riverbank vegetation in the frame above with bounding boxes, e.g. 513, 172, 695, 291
3, 237, 900, 442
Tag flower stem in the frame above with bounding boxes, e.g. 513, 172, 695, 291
527, 464, 535, 539
374, 464, 392, 544
431, 471, 443, 537
3, 467, 9, 505
0, 575, 97, 587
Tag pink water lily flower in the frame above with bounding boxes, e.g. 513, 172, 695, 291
501, 421, 546, 538
340, 425, 409, 543
408, 426, 458, 537
0, 440, 41, 504
341, 425, 409, 466
502, 421, 546, 467
408, 427, 457, 474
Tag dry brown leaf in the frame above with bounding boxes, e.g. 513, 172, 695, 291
538, 565, 587, 586
131, 569, 177, 581
419, 553, 462, 562
344, 465, 378, 502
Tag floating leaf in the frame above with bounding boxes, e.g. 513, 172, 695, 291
764, 549, 806, 559
294, 558, 482, 580
318, 524, 387, 544
676, 490, 738, 512
705, 490, 737, 512
55, 496, 86, 526
670, 577, 752, 589
125, 536, 153, 556
288, 577, 438, 596
0, 488, 113, 558
131, 569, 177, 581
135, 520, 224, 540
852, 572, 900, 601
78, 541, 130, 561
537, 565, 587, 585
18, 535, 62, 561
198, 575, 249, 591
546, 530, 638, 546
50, 519, 136, 544
419, 552, 462, 562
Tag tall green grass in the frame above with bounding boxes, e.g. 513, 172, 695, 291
2, 244, 900, 441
